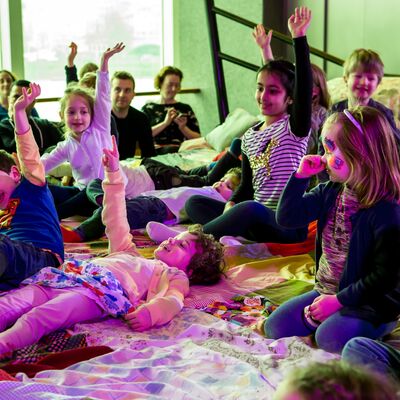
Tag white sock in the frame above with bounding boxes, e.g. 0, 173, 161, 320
146, 221, 183, 242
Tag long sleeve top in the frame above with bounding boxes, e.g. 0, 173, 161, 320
277, 173, 400, 324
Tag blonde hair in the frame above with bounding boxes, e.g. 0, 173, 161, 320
154, 66, 183, 90
79, 72, 97, 89
311, 64, 331, 109
325, 106, 400, 207
78, 62, 98, 80
343, 49, 384, 83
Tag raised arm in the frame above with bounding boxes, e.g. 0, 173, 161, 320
14, 83, 45, 186
102, 135, 138, 255
252, 23, 274, 64
288, 6, 313, 138
65, 42, 78, 85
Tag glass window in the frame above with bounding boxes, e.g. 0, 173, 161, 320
21, 0, 163, 119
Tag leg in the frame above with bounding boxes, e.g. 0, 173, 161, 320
342, 337, 400, 380
315, 313, 397, 354
263, 290, 320, 339
0, 236, 60, 291
185, 195, 226, 225
86, 178, 104, 206
0, 287, 105, 354
146, 222, 186, 243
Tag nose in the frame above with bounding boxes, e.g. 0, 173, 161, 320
359, 76, 367, 85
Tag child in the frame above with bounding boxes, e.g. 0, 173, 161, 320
0, 83, 63, 290
0, 70, 17, 121
62, 166, 241, 242
185, 7, 313, 243
252, 23, 331, 155
0, 136, 224, 356
41, 43, 126, 220
264, 106, 400, 354
273, 360, 398, 400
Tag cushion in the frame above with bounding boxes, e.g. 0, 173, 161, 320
205, 108, 260, 152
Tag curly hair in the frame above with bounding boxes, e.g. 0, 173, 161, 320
185, 224, 224, 286
279, 360, 398, 400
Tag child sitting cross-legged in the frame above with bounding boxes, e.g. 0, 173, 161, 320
0, 135, 224, 356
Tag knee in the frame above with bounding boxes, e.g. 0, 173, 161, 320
315, 327, 347, 354
185, 195, 208, 214
237, 201, 271, 219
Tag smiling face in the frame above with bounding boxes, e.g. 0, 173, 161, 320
154, 231, 200, 273
321, 122, 351, 183
111, 78, 135, 113
0, 166, 21, 209
256, 70, 291, 124
0, 71, 14, 99
62, 95, 92, 136
160, 74, 181, 104
212, 173, 240, 200
345, 68, 379, 106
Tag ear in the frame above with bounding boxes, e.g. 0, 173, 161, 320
286, 97, 293, 105
9, 165, 22, 183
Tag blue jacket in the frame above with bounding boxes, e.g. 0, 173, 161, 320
277, 173, 400, 324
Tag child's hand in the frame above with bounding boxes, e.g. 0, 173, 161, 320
13, 83, 41, 114
124, 306, 152, 331
100, 42, 125, 72
288, 6, 312, 38
102, 135, 120, 172
67, 42, 78, 67
252, 24, 274, 62
295, 155, 325, 178
309, 294, 342, 322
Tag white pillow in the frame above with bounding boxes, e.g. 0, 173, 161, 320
205, 108, 260, 152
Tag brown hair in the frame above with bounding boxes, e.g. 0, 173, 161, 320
325, 106, 400, 207
78, 62, 98, 80
154, 66, 183, 90
343, 49, 384, 83
185, 224, 224, 286
79, 72, 97, 89
112, 71, 135, 90
0, 150, 17, 173
311, 64, 331, 109
0, 69, 17, 82
279, 360, 398, 400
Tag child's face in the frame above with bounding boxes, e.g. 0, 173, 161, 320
63, 95, 92, 135
0, 167, 21, 209
321, 122, 351, 183
154, 231, 199, 273
345, 68, 379, 105
256, 70, 291, 121
0, 72, 13, 98
160, 74, 181, 102
212, 173, 239, 200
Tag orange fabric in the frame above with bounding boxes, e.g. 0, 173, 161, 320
266, 220, 317, 256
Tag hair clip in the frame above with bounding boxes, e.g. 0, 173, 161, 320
343, 109, 363, 134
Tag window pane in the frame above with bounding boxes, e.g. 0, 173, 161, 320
21, 0, 162, 118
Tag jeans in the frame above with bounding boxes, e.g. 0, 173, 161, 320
185, 197, 307, 242
263, 290, 397, 353
342, 337, 400, 380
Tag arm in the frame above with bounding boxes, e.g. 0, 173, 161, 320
14, 83, 46, 186
151, 107, 178, 137
288, 7, 313, 138
229, 152, 254, 204
174, 106, 201, 139
252, 23, 274, 63
102, 136, 139, 255
41, 141, 69, 173
65, 42, 78, 85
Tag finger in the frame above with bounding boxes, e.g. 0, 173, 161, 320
111, 135, 118, 154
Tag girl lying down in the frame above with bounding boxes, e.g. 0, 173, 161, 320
0, 135, 224, 356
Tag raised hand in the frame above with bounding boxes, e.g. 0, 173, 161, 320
102, 135, 120, 172
295, 155, 325, 178
100, 42, 125, 72
67, 42, 78, 67
288, 6, 312, 38
124, 306, 152, 331
14, 83, 41, 114
252, 24, 274, 62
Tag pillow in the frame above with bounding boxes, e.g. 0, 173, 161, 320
178, 136, 211, 152
205, 108, 260, 152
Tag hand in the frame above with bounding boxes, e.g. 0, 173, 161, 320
295, 155, 325, 178
100, 42, 125, 72
124, 306, 152, 331
309, 294, 342, 322
102, 135, 120, 172
164, 107, 178, 125
252, 24, 274, 62
13, 83, 41, 114
174, 114, 188, 129
288, 6, 312, 38
67, 42, 78, 67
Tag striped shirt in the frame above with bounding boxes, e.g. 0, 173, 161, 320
242, 115, 309, 210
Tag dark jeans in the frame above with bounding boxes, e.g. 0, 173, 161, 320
75, 196, 169, 241
49, 184, 97, 220
0, 235, 61, 290
185, 197, 308, 242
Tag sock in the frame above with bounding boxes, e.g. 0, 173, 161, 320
60, 225, 84, 243
229, 138, 242, 158
146, 222, 184, 243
